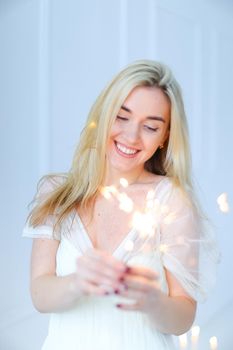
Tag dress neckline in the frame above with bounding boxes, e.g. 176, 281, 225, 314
74, 213, 137, 257
73, 177, 169, 257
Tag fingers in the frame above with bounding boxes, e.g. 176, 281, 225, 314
84, 249, 126, 280
78, 250, 127, 284
122, 274, 160, 293
76, 262, 124, 292
74, 248, 127, 296
78, 279, 109, 296
74, 248, 160, 303
116, 302, 139, 311
126, 265, 159, 281
86, 249, 126, 273
115, 286, 144, 301
113, 267, 161, 312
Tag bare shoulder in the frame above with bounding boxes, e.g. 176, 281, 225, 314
31, 239, 60, 280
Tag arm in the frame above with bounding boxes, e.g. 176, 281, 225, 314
30, 238, 127, 313
147, 268, 196, 335
30, 239, 79, 313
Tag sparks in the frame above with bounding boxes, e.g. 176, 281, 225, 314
117, 192, 134, 213
119, 178, 129, 188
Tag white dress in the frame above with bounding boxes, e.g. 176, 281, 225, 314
22, 176, 219, 350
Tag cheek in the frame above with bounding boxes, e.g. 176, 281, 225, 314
146, 133, 163, 147
144, 138, 160, 156
109, 123, 120, 138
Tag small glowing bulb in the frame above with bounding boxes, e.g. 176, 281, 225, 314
209, 336, 218, 350
132, 211, 155, 238
88, 121, 96, 128
119, 178, 129, 188
100, 185, 118, 199
217, 192, 229, 213
178, 333, 187, 349
117, 192, 134, 213
100, 187, 112, 200
107, 186, 117, 194
191, 325, 200, 343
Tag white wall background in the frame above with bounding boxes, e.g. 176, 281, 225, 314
0, 0, 232, 349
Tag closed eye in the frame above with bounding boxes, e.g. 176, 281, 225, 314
144, 125, 159, 132
116, 115, 128, 121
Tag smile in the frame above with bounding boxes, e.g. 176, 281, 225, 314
115, 141, 140, 157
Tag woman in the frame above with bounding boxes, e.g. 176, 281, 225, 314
23, 60, 218, 350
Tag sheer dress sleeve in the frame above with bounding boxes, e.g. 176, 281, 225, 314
22, 176, 66, 241
158, 180, 220, 302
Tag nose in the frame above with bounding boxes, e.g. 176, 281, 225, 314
123, 123, 141, 145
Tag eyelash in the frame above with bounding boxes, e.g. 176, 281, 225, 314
144, 126, 159, 132
117, 116, 159, 133
117, 116, 128, 121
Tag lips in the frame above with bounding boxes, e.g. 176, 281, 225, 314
114, 141, 140, 157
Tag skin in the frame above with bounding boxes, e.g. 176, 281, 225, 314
105, 85, 170, 185
30, 86, 196, 335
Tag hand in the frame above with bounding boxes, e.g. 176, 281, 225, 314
71, 248, 128, 297
114, 265, 162, 313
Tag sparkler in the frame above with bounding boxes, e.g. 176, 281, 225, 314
101, 178, 162, 305
100, 178, 175, 258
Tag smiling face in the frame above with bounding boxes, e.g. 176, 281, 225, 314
106, 86, 170, 182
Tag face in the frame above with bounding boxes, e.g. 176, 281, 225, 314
106, 86, 170, 178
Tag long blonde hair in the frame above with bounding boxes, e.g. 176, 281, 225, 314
29, 59, 194, 230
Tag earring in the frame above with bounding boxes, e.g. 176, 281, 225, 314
159, 144, 164, 149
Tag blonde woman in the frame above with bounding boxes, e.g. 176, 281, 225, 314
23, 60, 218, 350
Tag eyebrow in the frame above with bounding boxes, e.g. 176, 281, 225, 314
121, 105, 166, 123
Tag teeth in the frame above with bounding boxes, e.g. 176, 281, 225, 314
116, 142, 138, 155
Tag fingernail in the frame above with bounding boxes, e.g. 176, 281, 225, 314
125, 266, 131, 273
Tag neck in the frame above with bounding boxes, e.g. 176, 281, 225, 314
103, 166, 146, 187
